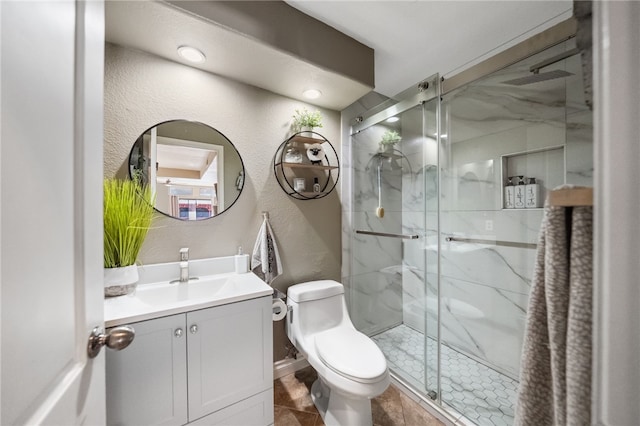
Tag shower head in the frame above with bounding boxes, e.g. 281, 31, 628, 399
501, 69, 574, 86
501, 47, 580, 86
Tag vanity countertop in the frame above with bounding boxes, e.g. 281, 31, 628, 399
105, 260, 273, 327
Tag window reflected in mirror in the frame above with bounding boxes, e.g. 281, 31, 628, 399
129, 120, 245, 220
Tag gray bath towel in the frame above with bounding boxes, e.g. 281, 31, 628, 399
514, 205, 593, 426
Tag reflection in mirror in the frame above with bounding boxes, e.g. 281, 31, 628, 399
129, 120, 245, 220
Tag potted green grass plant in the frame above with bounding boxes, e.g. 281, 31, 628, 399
292, 108, 323, 137
103, 178, 155, 297
379, 129, 402, 152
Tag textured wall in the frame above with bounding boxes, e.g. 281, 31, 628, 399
104, 43, 342, 361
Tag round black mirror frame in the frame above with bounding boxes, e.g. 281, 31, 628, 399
128, 119, 246, 221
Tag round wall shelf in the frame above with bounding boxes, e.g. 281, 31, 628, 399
273, 131, 340, 200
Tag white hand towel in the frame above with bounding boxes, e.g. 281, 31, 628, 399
251, 216, 282, 285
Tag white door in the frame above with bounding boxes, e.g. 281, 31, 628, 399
1, 1, 106, 424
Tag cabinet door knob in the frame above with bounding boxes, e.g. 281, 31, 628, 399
190, 324, 198, 334
175, 328, 183, 338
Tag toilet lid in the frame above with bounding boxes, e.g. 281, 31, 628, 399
315, 328, 387, 383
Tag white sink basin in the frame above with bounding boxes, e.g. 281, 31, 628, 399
135, 275, 232, 306
105, 270, 273, 327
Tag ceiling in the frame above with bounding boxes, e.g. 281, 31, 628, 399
287, 1, 573, 97
105, 1, 372, 111
106, 1, 573, 111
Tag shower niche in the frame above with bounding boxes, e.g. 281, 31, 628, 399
500, 145, 565, 209
273, 132, 339, 200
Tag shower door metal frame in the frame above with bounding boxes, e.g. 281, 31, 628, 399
350, 75, 439, 135
348, 73, 444, 408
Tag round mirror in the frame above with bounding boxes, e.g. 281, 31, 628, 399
129, 120, 245, 220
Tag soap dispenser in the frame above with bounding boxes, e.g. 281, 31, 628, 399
235, 246, 249, 274
525, 177, 541, 208
514, 176, 526, 209
504, 177, 515, 209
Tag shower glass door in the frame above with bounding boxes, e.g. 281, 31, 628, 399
438, 38, 592, 425
345, 33, 592, 426
347, 84, 440, 400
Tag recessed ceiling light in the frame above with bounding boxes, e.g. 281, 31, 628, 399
386, 116, 400, 123
302, 88, 322, 99
177, 46, 206, 64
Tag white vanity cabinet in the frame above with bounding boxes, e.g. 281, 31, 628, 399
106, 296, 273, 426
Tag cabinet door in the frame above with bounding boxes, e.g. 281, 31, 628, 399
186, 296, 273, 422
106, 314, 188, 426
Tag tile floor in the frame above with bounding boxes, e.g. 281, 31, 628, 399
373, 325, 518, 426
274, 366, 445, 426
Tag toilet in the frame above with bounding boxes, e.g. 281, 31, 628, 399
286, 280, 389, 426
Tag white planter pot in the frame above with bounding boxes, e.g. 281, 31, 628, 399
379, 143, 396, 153
104, 264, 139, 297
300, 127, 322, 139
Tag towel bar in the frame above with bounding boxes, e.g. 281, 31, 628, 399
445, 236, 537, 249
355, 230, 419, 240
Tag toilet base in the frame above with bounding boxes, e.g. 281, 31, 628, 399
310, 378, 373, 426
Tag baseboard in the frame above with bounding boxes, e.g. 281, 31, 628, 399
273, 356, 310, 380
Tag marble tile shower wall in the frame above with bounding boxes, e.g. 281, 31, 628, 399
345, 106, 433, 337
400, 115, 438, 340
433, 48, 593, 376
348, 124, 404, 335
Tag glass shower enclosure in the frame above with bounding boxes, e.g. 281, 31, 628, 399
344, 37, 592, 426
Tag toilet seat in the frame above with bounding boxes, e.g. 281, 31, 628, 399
315, 328, 387, 384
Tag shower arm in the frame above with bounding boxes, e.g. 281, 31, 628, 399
529, 47, 580, 73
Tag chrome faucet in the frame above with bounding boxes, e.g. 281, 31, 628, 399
179, 247, 189, 283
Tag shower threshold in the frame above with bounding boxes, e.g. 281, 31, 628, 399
373, 324, 518, 426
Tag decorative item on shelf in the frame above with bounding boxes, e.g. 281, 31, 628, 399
292, 108, 323, 138
284, 144, 303, 163
103, 177, 155, 297
379, 129, 401, 153
293, 178, 306, 192
313, 177, 321, 193
305, 142, 326, 165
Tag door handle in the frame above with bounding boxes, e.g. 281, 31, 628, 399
87, 325, 135, 358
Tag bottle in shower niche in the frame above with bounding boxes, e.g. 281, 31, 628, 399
504, 177, 515, 209
514, 176, 526, 208
525, 177, 541, 208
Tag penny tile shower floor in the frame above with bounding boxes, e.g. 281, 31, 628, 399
373, 324, 519, 426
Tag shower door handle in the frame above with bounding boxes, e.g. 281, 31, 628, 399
355, 230, 419, 240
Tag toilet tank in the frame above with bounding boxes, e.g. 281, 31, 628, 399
287, 280, 347, 339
